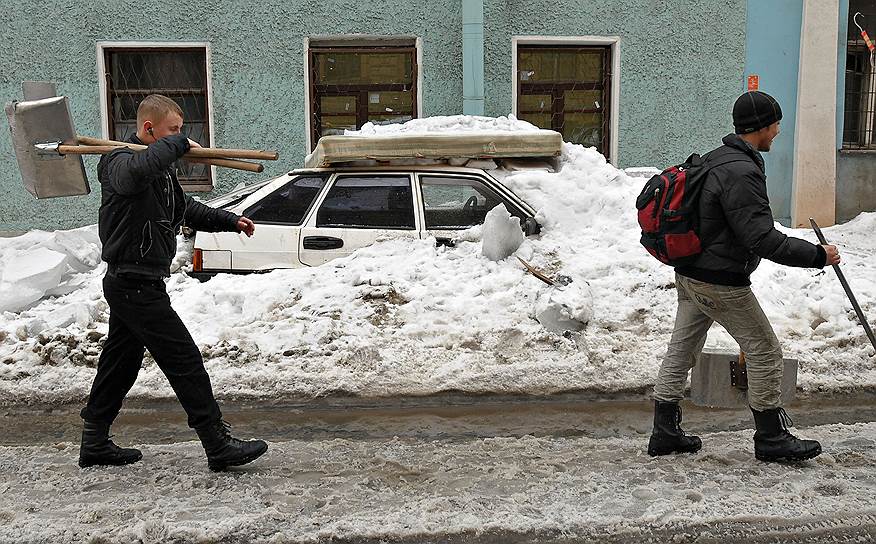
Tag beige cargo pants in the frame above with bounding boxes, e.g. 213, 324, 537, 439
653, 272, 784, 411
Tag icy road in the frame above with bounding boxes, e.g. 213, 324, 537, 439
1, 396, 874, 543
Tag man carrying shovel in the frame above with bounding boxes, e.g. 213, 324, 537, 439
648, 91, 841, 462
79, 94, 268, 471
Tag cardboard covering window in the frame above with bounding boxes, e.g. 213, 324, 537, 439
305, 131, 563, 168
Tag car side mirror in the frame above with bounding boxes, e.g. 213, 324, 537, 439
521, 217, 541, 236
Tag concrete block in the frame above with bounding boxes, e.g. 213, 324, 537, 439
690, 348, 797, 408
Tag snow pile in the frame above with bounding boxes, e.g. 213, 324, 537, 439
481, 204, 524, 261
0, 227, 101, 313
0, 115, 874, 405
348, 114, 541, 136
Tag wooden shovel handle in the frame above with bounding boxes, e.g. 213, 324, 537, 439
188, 157, 263, 173
76, 136, 279, 161
58, 144, 264, 173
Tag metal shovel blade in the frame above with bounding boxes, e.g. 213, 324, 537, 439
5, 93, 89, 199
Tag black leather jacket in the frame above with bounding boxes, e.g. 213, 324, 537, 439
97, 133, 239, 277
676, 133, 826, 286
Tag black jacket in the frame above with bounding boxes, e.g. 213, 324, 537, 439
98, 133, 239, 278
676, 133, 826, 286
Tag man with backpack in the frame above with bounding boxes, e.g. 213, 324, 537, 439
646, 91, 841, 462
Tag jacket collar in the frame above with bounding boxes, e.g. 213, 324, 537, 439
129, 133, 144, 145
722, 133, 765, 172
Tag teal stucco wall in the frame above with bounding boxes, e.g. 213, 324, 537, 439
0, 0, 462, 231
483, 0, 748, 168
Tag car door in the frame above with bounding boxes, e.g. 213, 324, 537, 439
416, 173, 530, 244
298, 173, 420, 266
220, 173, 329, 270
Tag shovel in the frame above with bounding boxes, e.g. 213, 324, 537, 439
810, 218, 876, 354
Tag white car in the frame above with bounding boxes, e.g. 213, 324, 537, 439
190, 164, 541, 278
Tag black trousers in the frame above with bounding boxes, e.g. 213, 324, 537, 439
81, 273, 222, 429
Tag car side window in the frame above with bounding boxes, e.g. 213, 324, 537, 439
316, 175, 415, 229
419, 175, 525, 229
244, 175, 328, 225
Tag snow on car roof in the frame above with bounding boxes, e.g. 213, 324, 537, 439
304, 130, 563, 168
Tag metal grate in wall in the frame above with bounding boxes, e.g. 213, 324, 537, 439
104, 48, 212, 190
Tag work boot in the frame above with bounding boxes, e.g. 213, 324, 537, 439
647, 400, 702, 456
78, 420, 142, 468
195, 419, 268, 472
751, 407, 821, 462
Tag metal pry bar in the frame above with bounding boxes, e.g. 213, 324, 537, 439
810, 217, 876, 354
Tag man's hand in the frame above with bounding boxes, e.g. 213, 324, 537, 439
237, 216, 255, 237
187, 138, 202, 149
822, 244, 841, 266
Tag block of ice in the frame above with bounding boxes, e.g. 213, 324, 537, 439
535, 280, 593, 333
482, 204, 525, 261
0, 247, 69, 312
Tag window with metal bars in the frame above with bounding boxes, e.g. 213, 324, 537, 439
103, 47, 212, 190
844, 1, 876, 150
308, 42, 417, 149
516, 45, 612, 160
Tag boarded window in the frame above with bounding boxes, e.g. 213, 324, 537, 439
309, 42, 417, 149
517, 45, 612, 160
843, 2, 876, 149
103, 47, 212, 191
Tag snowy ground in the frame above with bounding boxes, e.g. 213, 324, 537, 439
1, 115, 874, 407
1, 406, 874, 543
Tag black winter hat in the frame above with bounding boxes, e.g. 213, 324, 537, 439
733, 91, 782, 134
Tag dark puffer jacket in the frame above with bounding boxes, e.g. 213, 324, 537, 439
98, 133, 240, 278
676, 133, 826, 286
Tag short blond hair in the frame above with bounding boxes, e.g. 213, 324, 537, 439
137, 94, 183, 125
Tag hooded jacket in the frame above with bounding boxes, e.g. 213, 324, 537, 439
676, 133, 826, 286
97, 133, 239, 278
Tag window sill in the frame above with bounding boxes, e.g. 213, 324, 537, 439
839, 148, 876, 155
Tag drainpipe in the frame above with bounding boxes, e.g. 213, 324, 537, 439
462, 0, 485, 115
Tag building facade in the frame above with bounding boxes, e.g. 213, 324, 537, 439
0, 0, 871, 231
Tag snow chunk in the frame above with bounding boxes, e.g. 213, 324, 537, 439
535, 281, 593, 333
0, 247, 68, 312
481, 204, 524, 261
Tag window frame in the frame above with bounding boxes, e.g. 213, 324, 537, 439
96, 41, 215, 191
303, 37, 423, 152
512, 36, 620, 165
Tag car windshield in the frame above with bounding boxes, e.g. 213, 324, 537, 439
206, 180, 272, 210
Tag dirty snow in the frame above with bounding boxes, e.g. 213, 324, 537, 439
1, 421, 874, 543
0, 115, 875, 406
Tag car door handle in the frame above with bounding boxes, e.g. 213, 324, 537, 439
303, 236, 344, 250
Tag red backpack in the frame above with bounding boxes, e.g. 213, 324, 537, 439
635, 154, 715, 267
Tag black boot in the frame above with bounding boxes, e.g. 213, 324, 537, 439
647, 400, 702, 456
78, 420, 142, 468
751, 407, 821, 462
195, 419, 268, 472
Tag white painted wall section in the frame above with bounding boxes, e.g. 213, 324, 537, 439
791, 0, 839, 227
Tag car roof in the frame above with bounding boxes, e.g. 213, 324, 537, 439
286, 165, 502, 176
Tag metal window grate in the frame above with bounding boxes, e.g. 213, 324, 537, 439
516, 45, 612, 160
844, 4, 876, 149
309, 43, 417, 149
104, 48, 212, 189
